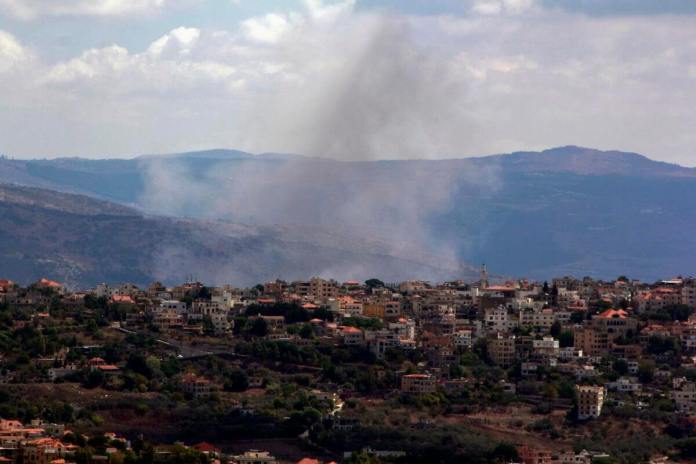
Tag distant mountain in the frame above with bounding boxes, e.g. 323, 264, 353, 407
0, 184, 472, 288
481, 145, 696, 177
2, 146, 695, 281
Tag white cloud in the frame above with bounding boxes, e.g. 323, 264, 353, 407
473, 0, 537, 15
0, 30, 32, 72
240, 13, 294, 44
147, 27, 201, 56
0, 0, 172, 19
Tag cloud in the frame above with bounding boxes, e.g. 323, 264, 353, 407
1, 0, 696, 164
0, 30, 32, 72
240, 13, 295, 44
473, 0, 537, 15
0, 0, 173, 19
42, 27, 238, 95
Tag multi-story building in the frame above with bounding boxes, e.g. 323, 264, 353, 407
575, 385, 605, 420
671, 380, 696, 413
309, 277, 339, 301
401, 374, 436, 395
453, 330, 473, 349
485, 306, 517, 333
532, 336, 560, 359
488, 334, 516, 367
574, 326, 609, 357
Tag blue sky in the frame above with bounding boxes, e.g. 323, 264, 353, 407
1, 0, 696, 164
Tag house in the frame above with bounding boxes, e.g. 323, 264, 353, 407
192, 442, 220, 458
159, 300, 187, 314
671, 380, 696, 413
18, 437, 76, 464
605, 377, 641, 393
47, 365, 79, 382
521, 362, 539, 377
593, 309, 638, 340
231, 450, 278, 464
259, 315, 285, 332
88, 358, 120, 375
341, 326, 364, 346
111, 295, 135, 305
34, 279, 64, 294
153, 308, 185, 331
180, 373, 212, 398
532, 336, 560, 359
516, 444, 553, 464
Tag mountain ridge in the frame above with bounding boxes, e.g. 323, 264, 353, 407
1, 146, 695, 282
0, 183, 474, 288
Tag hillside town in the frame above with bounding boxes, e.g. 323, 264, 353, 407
2, 269, 696, 463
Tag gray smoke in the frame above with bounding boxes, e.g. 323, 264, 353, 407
235, 13, 474, 161
140, 6, 502, 283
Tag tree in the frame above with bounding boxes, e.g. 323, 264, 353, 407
84, 369, 105, 389
647, 335, 680, 356
558, 330, 574, 348
490, 442, 519, 462
197, 286, 211, 300
127, 353, 153, 379
224, 369, 249, 392
365, 279, 385, 289
613, 358, 629, 375
550, 320, 562, 337
344, 451, 382, 464
299, 323, 315, 339
638, 361, 655, 383
248, 317, 268, 337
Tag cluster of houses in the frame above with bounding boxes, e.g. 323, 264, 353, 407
7, 272, 696, 415
0, 418, 128, 464
6, 271, 696, 463
0, 418, 338, 464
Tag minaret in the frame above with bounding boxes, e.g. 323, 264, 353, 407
480, 263, 489, 289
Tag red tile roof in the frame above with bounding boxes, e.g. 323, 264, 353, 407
597, 309, 629, 319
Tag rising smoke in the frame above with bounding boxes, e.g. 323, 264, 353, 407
140, 1, 501, 283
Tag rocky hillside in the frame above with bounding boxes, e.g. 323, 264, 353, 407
0, 184, 473, 288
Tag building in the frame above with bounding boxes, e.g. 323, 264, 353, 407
309, 277, 339, 300
488, 334, 516, 367
593, 309, 638, 340
574, 326, 609, 357
232, 450, 278, 464
180, 373, 212, 398
484, 306, 517, 333
400, 374, 436, 395
532, 336, 560, 359
341, 326, 364, 346
575, 385, 605, 420
159, 300, 187, 314
671, 380, 696, 413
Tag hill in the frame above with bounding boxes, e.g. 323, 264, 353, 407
0, 184, 473, 288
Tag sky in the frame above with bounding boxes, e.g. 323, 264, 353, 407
1, 0, 696, 164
